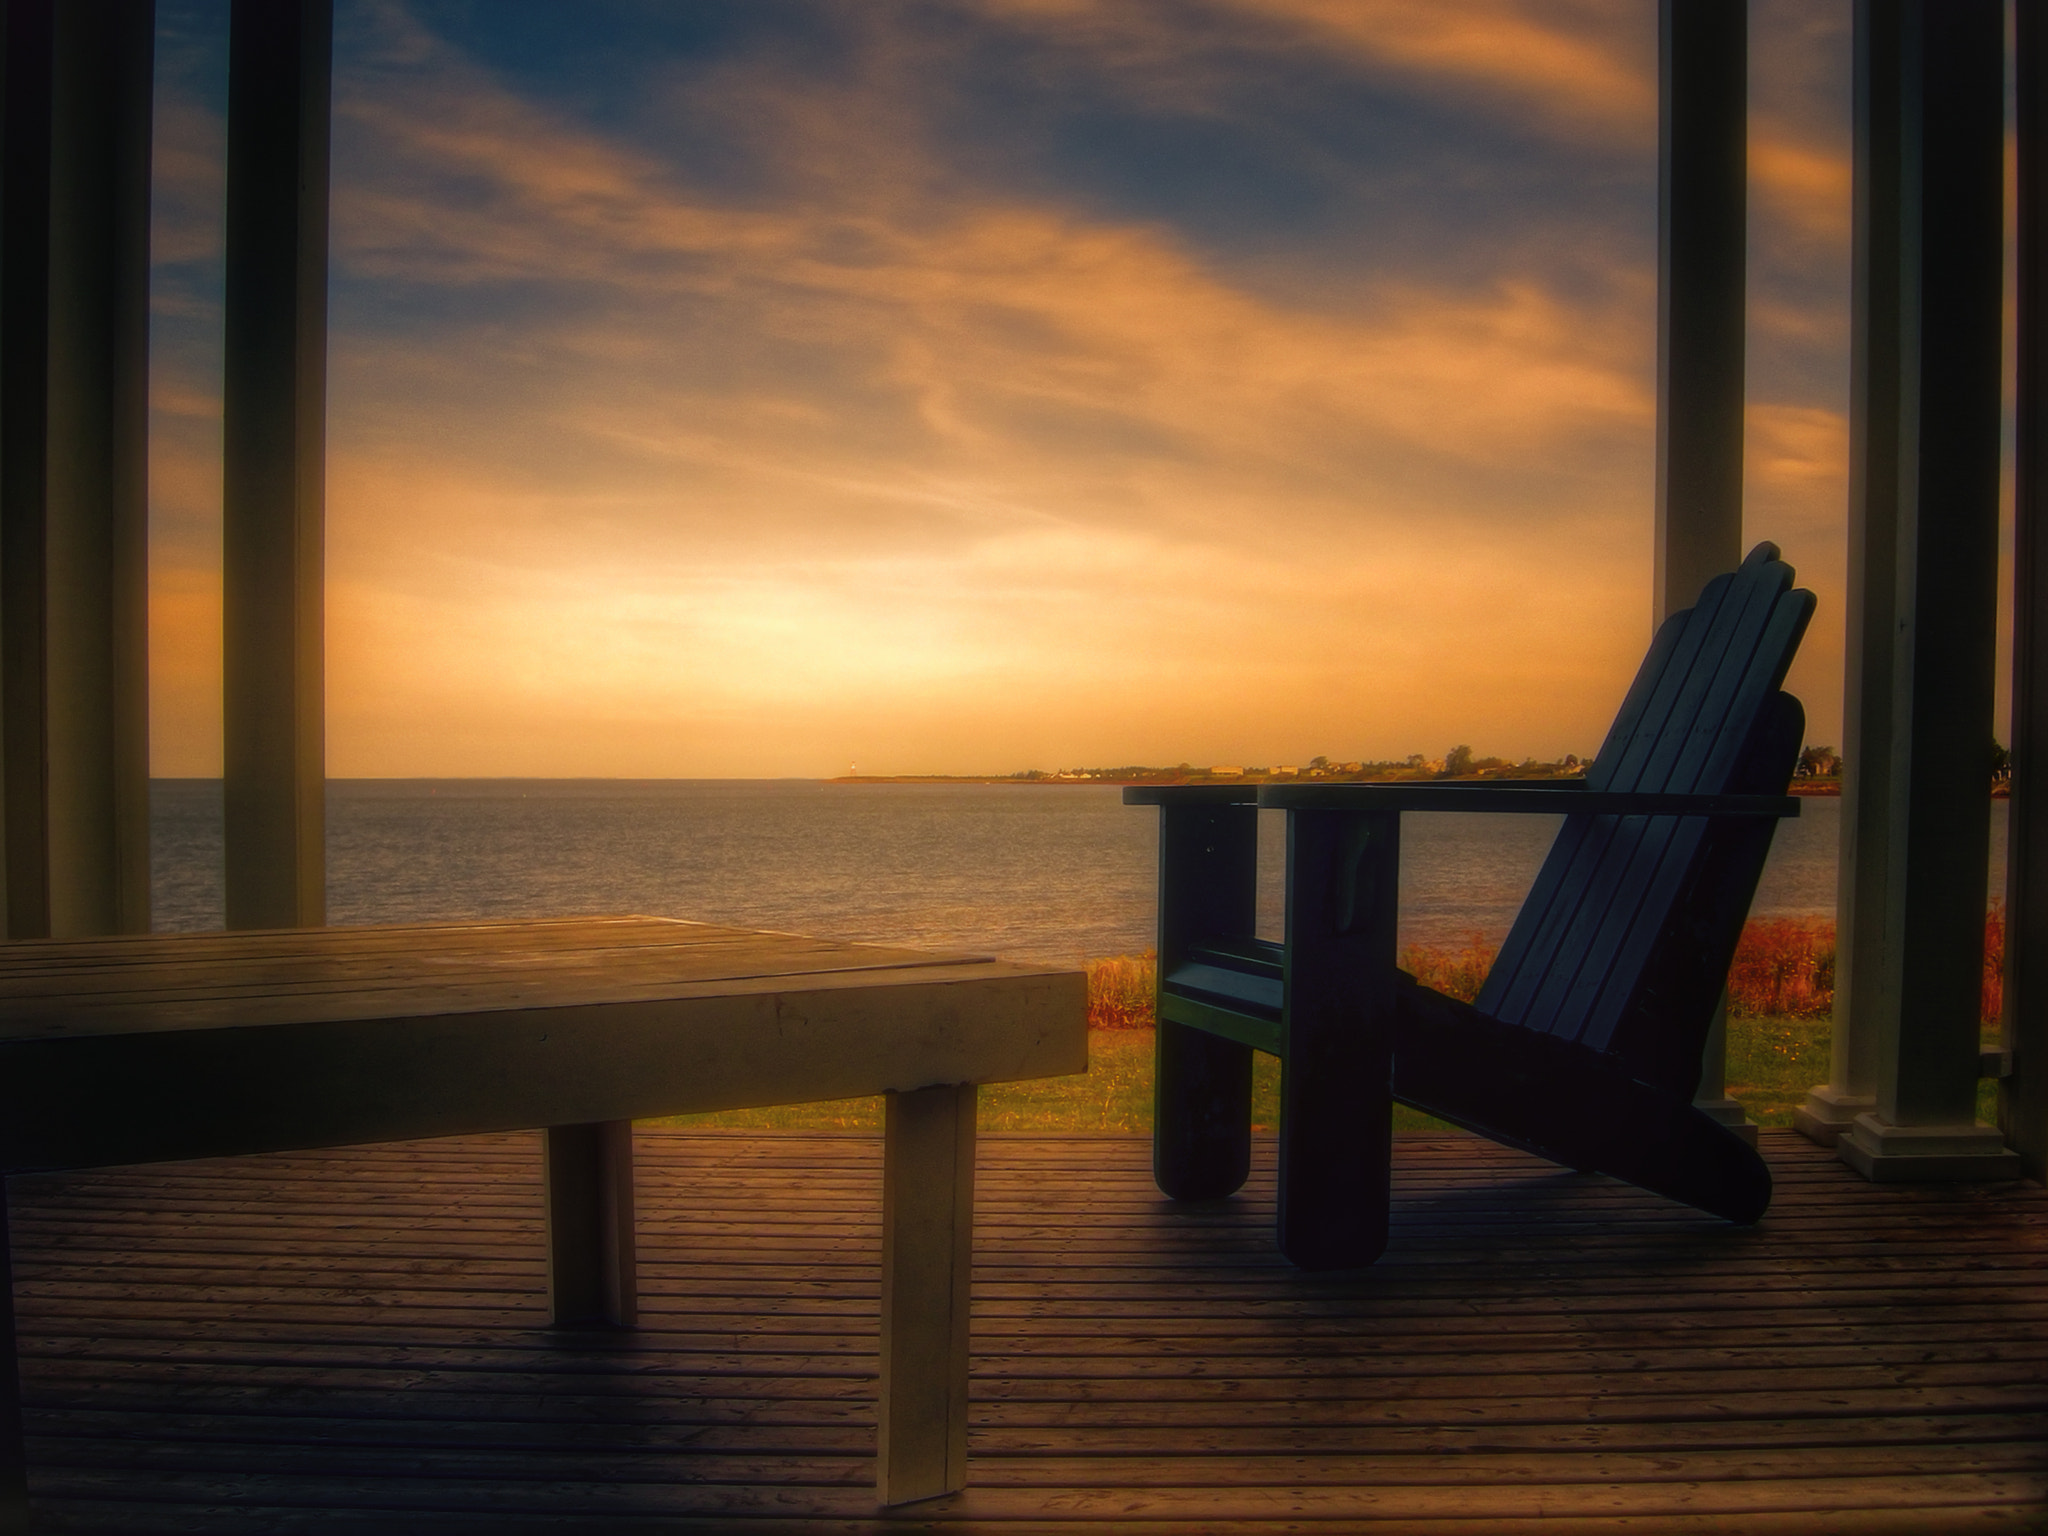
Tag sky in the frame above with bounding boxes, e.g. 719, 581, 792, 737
145, 0, 1916, 779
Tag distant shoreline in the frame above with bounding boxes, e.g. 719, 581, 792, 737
833, 773, 1855, 797
144, 777, 1946, 800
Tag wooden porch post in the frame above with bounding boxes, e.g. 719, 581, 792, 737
1797, 0, 1902, 1147
0, 3, 155, 1521
0, 0, 56, 948
1, 0, 154, 941
2003, 0, 2048, 1185
1656, 0, 1754, 1144
1838, 0, 2017, 1183
223, 0, 330, 930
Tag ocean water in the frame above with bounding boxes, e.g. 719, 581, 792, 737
149, 780, 2009, 966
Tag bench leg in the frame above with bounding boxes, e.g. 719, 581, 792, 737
0, 1185, 24, 1534
878, 1082, 975, 1505
544, 1121, 637, 1327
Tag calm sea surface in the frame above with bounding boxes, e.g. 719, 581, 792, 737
149, 781, 2010, 966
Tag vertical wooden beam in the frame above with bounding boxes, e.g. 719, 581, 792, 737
0, 1193, 21, 1533
44, 0, 153, 939
878, 1081, 975, 1506
223, 0, 330, 930
1656, 0, 1748, 622
1277, 809, 1394, 1271
544, 1120, 637, 1327
1840, 0, 2017, 1182
0, 10, 156, 1514
2004, 0, 2048, 1185
1, 0, 155, 944
0, 12, 50, 1521
0, 1187, 20, 1531
1152, 801, 1255, 1201
1800, 0, 1903, 1148
1657, 0, 1753, 1141
1, 0, 54, 941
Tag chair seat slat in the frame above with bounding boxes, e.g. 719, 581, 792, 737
1163, 961, 1284, 1020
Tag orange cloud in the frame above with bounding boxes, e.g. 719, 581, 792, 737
138, 3, 1863, 776
969, 0, 1655, 141
337, 50, 1656, 485
149, 92, 224, 268
148, 566, 222, 774
304, 7, 1844, 774
1229, 0, 1653, 138
1750, 131, 1850, 243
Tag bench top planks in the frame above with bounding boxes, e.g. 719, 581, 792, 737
0, 916, 1087, 1175
0, 917, 1019, 1034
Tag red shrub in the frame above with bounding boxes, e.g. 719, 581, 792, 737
1087, 952, 1156, 1029
1984, 903, 2005, 1026
1398, 934, 1497, 1004
1709, 908, 2002, 1023
1727, 918, 1835, 1018
1084, 905, 2006, 1030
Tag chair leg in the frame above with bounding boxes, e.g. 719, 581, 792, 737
1277, 808, 1397, 1269
878, 1082, 975, 1506
544, 1121, 637, 1327
1154, 1021, 1252, 1199
1153, 798, 1258, 1201
0, 1184, 24, 1535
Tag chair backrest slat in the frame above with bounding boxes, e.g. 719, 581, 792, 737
1514, 559, 1795, 1039
1476, 611, 1690, 1015
1575, 590, 1816, 1052
1582, 609, 1693, 794
1641, 560, 1791, 795
1590, 572, 1738, 793
1474, 545, 1813, 1074
1484, 570, 1761, 1026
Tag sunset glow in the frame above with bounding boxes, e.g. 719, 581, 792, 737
147, 1, 1877, 778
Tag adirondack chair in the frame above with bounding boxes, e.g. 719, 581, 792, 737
1126, 543, 1814, 1269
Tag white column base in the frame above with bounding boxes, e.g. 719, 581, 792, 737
1838, 1112, 2021, 1182
1793, 1085, 1877, 1148
1692, 1094, 1759, 1147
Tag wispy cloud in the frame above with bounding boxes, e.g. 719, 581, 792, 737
146, 0, 1862, 775
1225, 0, 1654, 138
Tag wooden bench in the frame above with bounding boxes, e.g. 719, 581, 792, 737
0, 916, 1087, 1516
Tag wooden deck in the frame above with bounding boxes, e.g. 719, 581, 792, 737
7, 1128, 2046, 1533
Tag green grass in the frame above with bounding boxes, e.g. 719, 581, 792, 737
1724, 1014, 1834, 1126
654, 1029, 1455, 1134
1727, 1012, 2001, 1127
655, 1016, 2005, 1133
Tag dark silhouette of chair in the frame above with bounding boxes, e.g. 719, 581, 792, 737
1126, 543, 1814, 1269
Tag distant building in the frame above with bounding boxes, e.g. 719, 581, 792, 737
1208, 766, 1244, 777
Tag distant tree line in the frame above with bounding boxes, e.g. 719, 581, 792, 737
1793, 742, 2013, 786
1012, 739, 2023, 787
1795, 745, 1841, 778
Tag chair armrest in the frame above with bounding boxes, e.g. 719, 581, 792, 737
1256, 783, 1799, 818
1123, 785, 1261, 806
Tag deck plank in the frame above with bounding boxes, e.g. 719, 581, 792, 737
7, 1128, 2047, 1532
